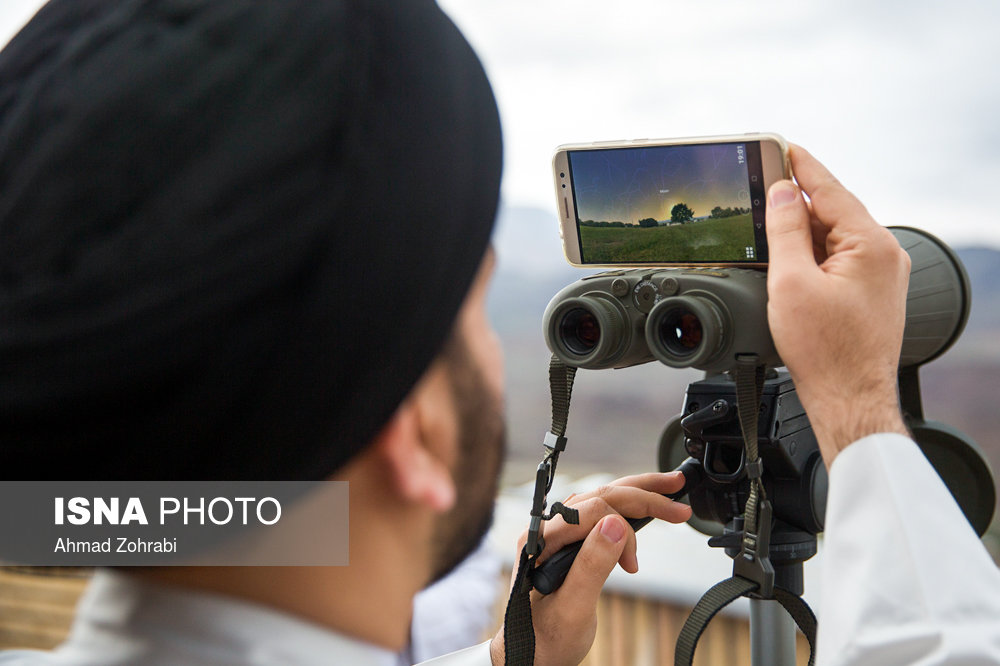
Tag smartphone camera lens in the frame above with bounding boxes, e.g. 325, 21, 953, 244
560, 172, 565, 178
560, 307, 600, 355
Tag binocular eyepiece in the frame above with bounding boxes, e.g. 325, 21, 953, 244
551, 293, 728, 368
646, 295, 728, 369
543, 227, 970, 374
552, 295, 629, 362
544, 269, 775, 373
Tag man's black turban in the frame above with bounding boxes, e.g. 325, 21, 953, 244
0, 0, 502, 480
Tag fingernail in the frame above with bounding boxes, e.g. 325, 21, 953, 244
600, 516, 625, 544
769, 182, 797, 208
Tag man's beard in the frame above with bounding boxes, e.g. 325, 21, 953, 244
427, 336, 506, 584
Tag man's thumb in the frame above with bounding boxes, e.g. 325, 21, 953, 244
765, 180, 815, 274
555, 515, 627, 613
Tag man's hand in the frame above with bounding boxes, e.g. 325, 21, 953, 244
489, 472, 692, 666
765, 144, 911, 467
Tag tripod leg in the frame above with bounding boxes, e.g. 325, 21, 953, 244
750, 599, 797, 666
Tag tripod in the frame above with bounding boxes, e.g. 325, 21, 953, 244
533, 368, 825, 664
665, 368, 824, 666
706, 519, 816, 665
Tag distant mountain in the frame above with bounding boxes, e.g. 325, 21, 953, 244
489, 204, 1000, 521
950, 248, 1000, 360
491, 203, 570, 280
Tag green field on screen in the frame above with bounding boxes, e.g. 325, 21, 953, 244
580, 214, 755, 263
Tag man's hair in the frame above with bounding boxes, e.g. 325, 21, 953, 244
430, 324, 505, 582
0, 0, 502, 481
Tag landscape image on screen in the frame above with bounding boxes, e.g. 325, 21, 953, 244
570, 142, 757, 263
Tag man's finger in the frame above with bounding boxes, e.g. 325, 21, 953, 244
766, 179, 817, 277
786, 144, 843, 194
537, 496, 639, 568
810, 212, 831, 264
607, 470, 686, 495
787, 144, 872, 233
552, 515, 628, 617
565, 485, 691, 525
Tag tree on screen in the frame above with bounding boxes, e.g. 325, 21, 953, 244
638, 217, 658, 228
671, 203, 694, 224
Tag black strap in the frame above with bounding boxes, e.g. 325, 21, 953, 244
503, 547, 536, 665
674, 577, 818, 666
675, 577, 757, 664
734, 356, 771, 594
503, 356, 579, 665
548, 355, 577, 440
773, 586, 818, 660
673, 355, 819, 665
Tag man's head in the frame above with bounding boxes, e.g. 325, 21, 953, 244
346, 251, 505, 586
430, 253, 506, 582
0, 0, 503, 487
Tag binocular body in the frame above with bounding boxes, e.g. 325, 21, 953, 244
543, 267, 776, 374
543, 227, 970, 374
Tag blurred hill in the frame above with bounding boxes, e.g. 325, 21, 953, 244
488, 205, 1000, 502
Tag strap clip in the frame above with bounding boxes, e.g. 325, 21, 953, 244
545, 501, 579, 525
543, 431, 568, 453
733, 499, 775, 598
526, 459, 581, 558
526, 462, 550, 557
745, 458, 764, 480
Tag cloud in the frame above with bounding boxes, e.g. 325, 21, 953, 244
2, 0, 996, 247
0, 1, 43, 48
440, 0, 1000, 248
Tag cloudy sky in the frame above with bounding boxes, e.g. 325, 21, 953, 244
3, 1, 998, 249
437, 0, 1000, 249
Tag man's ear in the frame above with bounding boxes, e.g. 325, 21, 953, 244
372, 372, 457, 514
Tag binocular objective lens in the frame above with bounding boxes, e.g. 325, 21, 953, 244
560, 307, 601, 356
660, 307, 703, 355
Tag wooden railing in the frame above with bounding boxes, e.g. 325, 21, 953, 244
0, 568, 89, 650
1, 567, 810, 664
578, 589, 809, 666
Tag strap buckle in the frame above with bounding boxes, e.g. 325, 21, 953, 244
526, 442, 581, 558
543, 431, 568, 455
526, 461, 550, 557
733, 498, 775, 598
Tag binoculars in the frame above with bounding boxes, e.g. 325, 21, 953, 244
543, 226, 969, 375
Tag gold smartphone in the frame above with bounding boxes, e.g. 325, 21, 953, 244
552, 133, 790, 267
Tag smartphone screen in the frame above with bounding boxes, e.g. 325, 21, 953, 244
565, 140, 769, 265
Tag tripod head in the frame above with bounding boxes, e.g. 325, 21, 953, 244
655, 369, 823, 598
668, 371, 826, 535
659, 368, 995, 545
